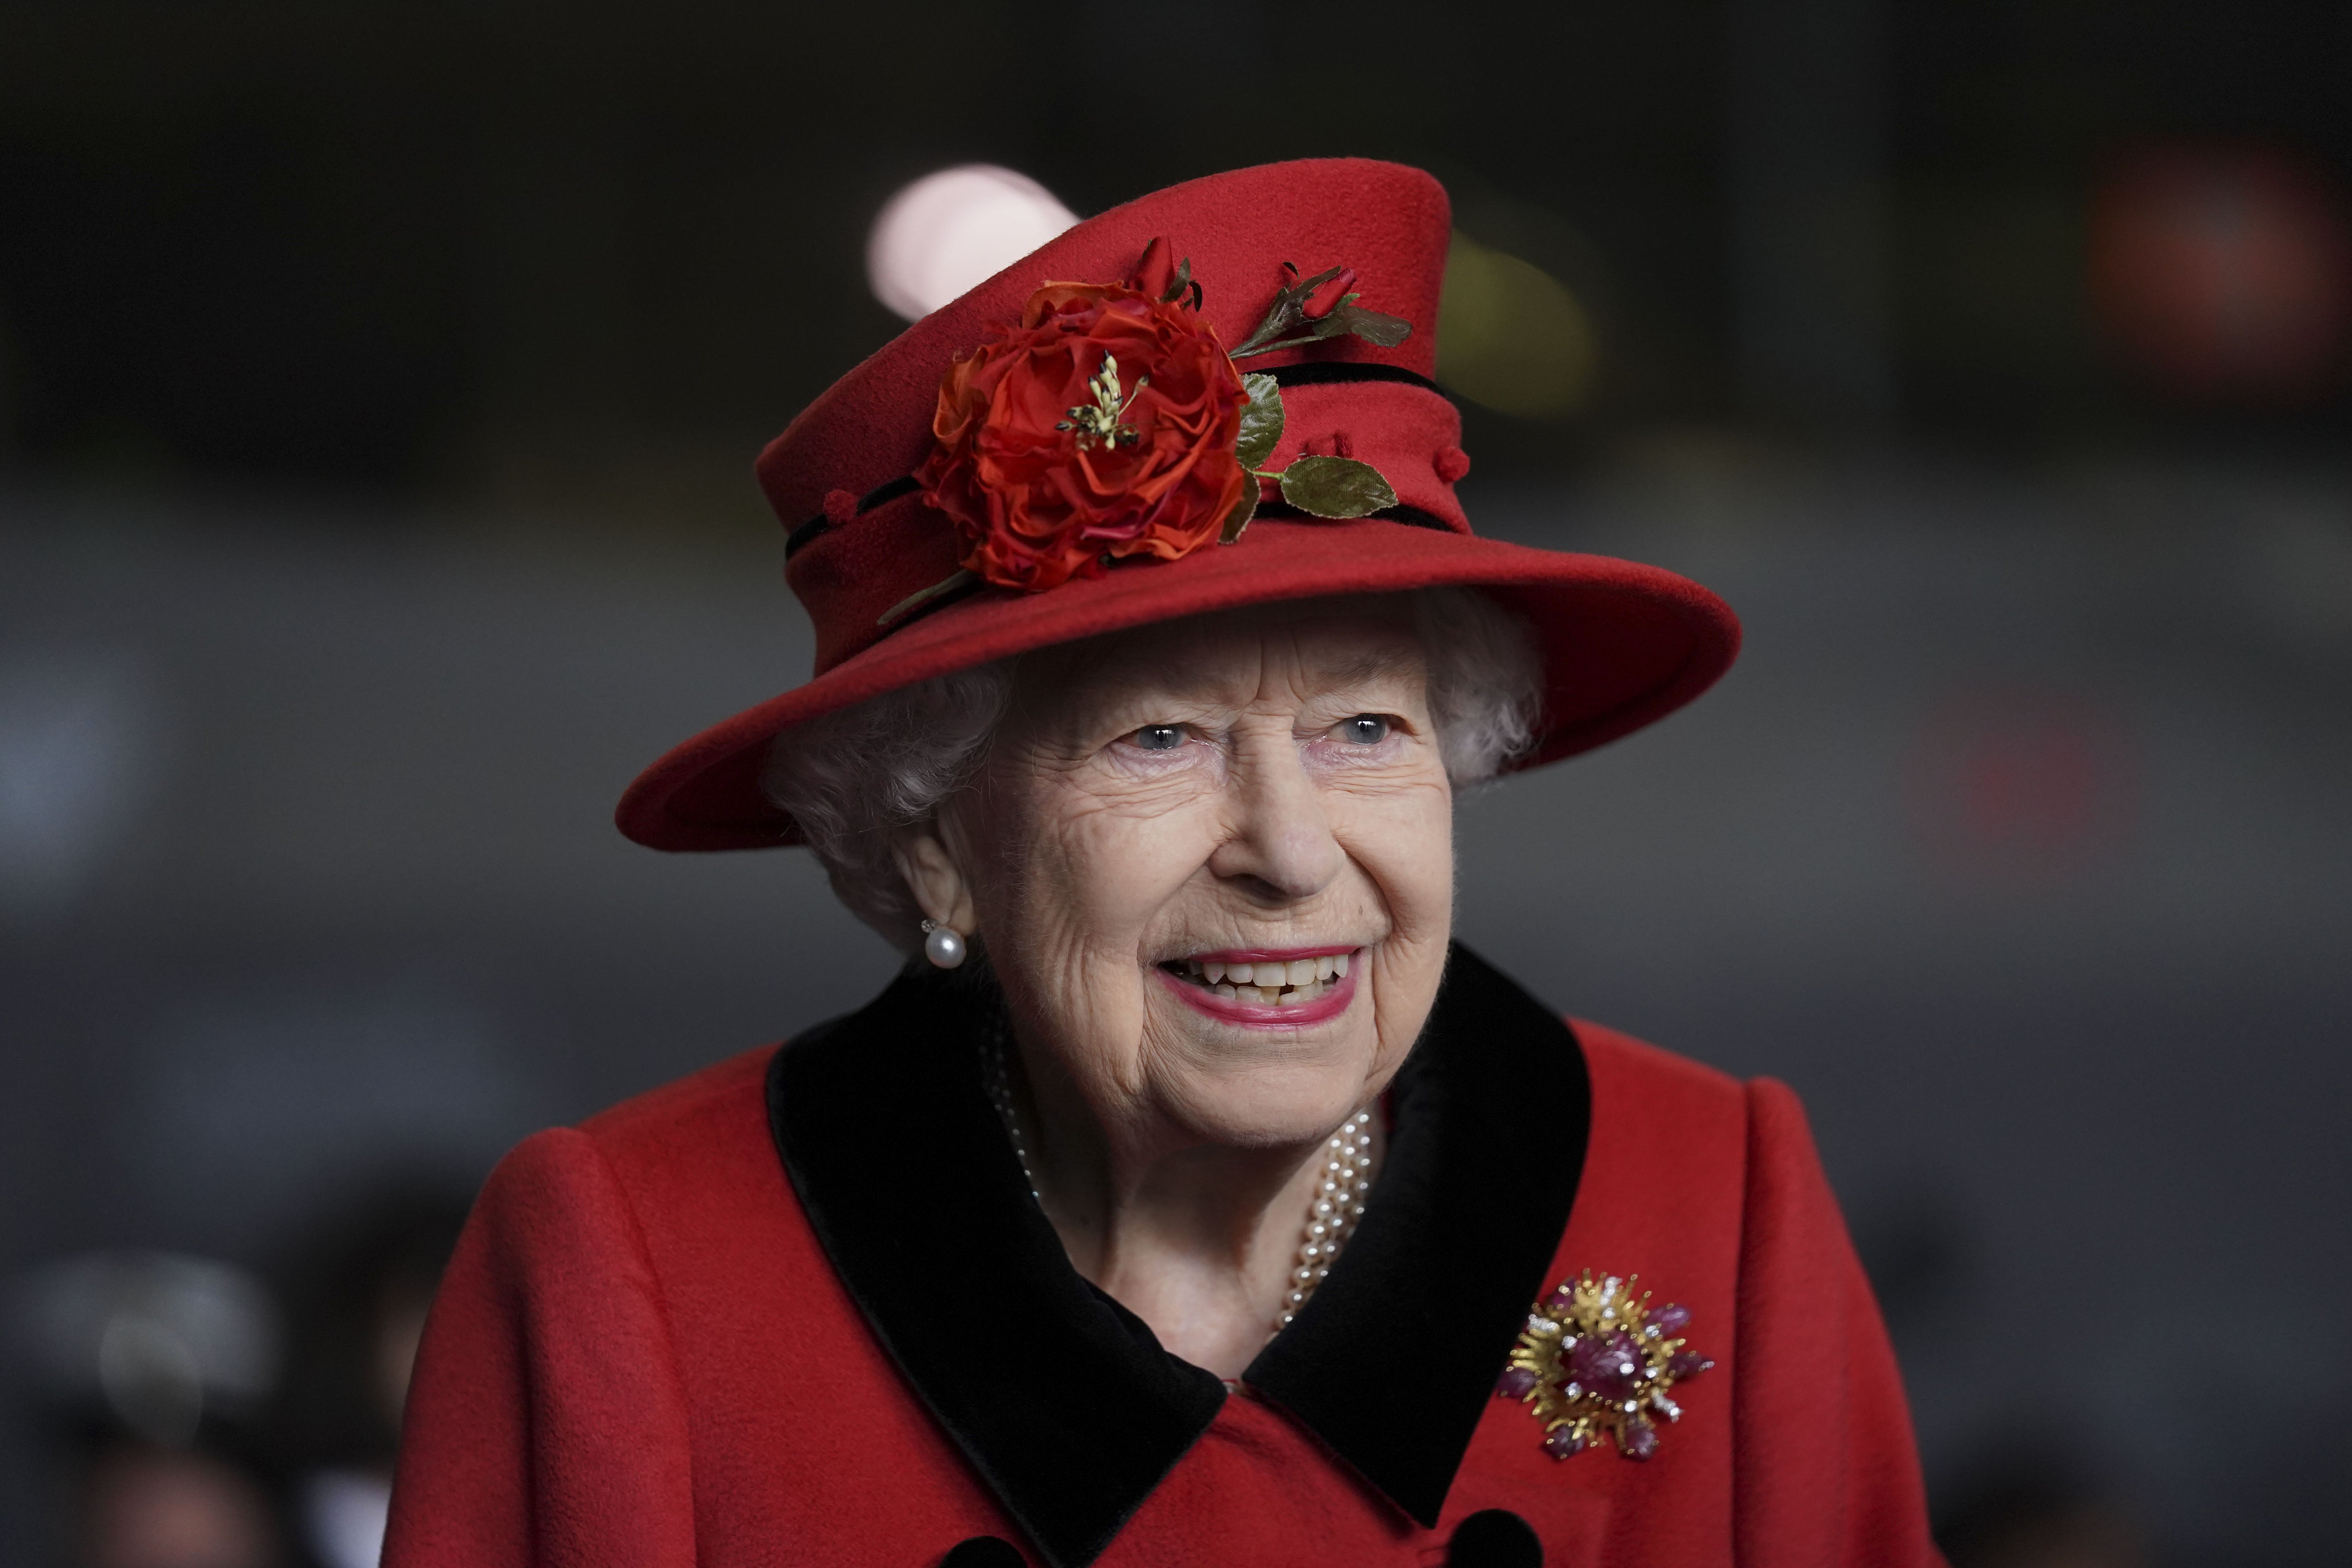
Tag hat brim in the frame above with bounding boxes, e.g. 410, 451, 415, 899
616, 518, 1739, 852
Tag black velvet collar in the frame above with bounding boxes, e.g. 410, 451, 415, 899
767, 943, 1590, 1568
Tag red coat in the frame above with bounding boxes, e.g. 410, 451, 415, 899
385, 947, 1939, 1568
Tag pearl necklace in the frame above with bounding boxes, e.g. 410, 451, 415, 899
1281, 1109, 1374, 1332
984, 1041, 1375, 1338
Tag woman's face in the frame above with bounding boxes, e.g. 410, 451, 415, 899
925, 595, 1454, 1155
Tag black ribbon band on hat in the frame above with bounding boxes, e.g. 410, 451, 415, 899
865, 498, 1454, 642
1261, 362, 1448, 396
796, 490, 1454, 584
786, 474, 921, 559
1249, 499, 1454, 532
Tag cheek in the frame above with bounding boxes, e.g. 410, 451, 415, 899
1053, 814, 1198, 942
1336, 784, 1455, 1061
1338, 784, 1455, 933
975, 787, 1224, 1101
987, 782, 1221, 959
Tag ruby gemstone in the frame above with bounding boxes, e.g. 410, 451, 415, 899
1569, 1330, 1644, 1401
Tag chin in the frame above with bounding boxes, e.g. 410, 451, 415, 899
1164, 1062, 1377, 1151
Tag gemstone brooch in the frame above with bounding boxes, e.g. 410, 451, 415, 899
1495, 1270, 1714, 1461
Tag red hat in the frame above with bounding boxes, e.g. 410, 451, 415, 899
618, 159, 1739, 852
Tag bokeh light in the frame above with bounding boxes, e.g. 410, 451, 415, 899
866, 165, 1080, 322
2089, 144, 2352, 403
1435, 231, 1598, 419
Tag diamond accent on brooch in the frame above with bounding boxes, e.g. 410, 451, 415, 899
1494, 1269, 1713, 1462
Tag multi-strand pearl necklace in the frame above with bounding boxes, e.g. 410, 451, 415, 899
1279, 1110, 1374, 1333
984, 1042, 1376, 1338
984, 1040, 1043, 1202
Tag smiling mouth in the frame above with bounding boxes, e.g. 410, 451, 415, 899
1161, 951, 1353, 1008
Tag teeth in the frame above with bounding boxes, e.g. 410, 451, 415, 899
1172, 950, 1361, 1006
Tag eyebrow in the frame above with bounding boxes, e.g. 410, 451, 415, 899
1059, 642, 1426, 713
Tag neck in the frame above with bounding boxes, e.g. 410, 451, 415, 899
995, 1036, 1381, 1381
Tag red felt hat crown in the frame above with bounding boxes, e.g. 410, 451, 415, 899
617, 158, 1740, 852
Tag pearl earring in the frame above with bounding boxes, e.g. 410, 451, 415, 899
921, 919, 967, 970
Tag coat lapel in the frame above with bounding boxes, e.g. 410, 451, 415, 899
767, 942, 1590, 1566
1243, 944, 1593, 1524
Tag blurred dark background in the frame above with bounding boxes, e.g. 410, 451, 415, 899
3, 2, 2347, 1564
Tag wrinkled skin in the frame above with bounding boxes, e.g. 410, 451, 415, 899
894, 595, 1454, 1376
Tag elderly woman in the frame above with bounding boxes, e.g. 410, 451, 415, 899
385, 162, 1938, 1568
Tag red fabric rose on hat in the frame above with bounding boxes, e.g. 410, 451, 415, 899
916, 279, 1250, 593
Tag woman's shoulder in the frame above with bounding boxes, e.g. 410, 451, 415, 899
496, 1048, 790, 1222
1558, 1016, 1849, 1291
456, 1041, 841, 1318
1569, 1018, 1824, 1171
1570, 1017, 1741, 1090
1563, 1018, 1818, 1218
1569, 1017, 1751, 1125
577, 1042, 781, 1157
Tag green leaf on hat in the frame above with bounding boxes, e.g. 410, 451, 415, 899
1228, 264, 1348, 359
1277, 456, 1396, 519
1219, 480, 1261, 544
1331, 300, 1412, 347
1160, 256, 1196, 306
876, 568, 979, 628
1228, 265, 1416, 360
1234, 373, 1284, 469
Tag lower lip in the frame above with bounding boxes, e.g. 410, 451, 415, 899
1155, 960, 1360, 1029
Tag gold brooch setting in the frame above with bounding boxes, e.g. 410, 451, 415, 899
1495, 1270, 1713, 1461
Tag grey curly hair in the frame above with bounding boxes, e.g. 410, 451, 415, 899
761, 587, 1544, 950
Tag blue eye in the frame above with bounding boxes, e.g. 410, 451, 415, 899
1131, 724, 1186, 751
1340, 715, 1391, 745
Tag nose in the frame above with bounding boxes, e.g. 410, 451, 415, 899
1205, 728, 1341, 902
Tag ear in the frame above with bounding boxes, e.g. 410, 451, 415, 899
891, 826, 980, 938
